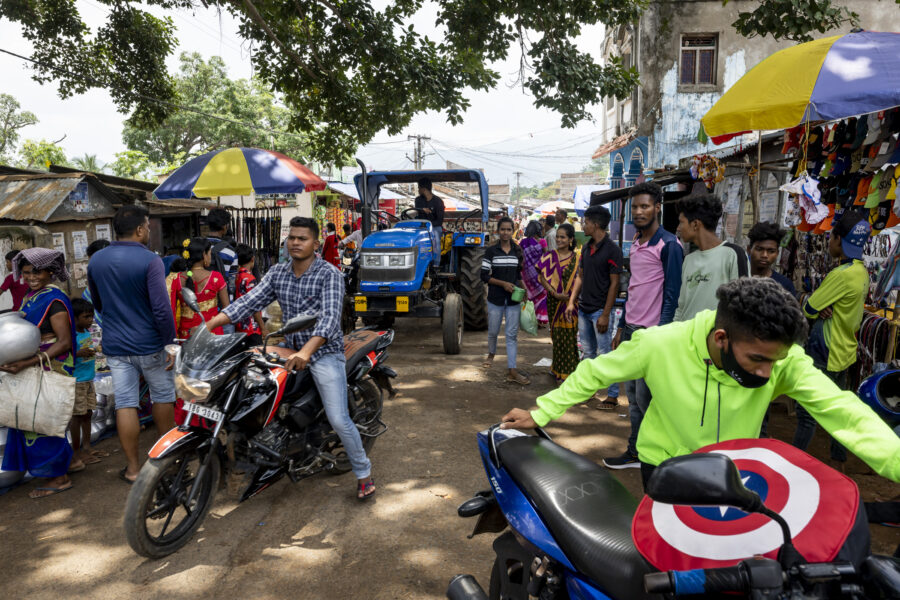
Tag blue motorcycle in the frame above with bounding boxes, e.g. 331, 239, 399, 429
447, 426, 900, 600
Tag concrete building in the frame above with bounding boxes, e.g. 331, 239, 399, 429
593, 0, 900, 184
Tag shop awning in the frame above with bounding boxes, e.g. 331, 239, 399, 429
326, 181, 404, 201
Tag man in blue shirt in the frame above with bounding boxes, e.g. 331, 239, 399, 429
87, 206, 177, 483
206, 217, 376, 500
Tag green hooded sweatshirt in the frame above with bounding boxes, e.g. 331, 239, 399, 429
532, 310, 900, 482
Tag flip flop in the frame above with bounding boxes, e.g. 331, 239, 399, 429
595, 399, 618, 411
89, 449, 110, 458
68, 461, 86, 473
118, 467, 136, 485
29, 483, 73, 499
357, 479, 376, 501
81, 455, 102, 465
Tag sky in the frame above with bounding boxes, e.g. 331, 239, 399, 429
0, 1, 608, 188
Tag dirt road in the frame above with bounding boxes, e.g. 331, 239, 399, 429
0, 319, 896, 599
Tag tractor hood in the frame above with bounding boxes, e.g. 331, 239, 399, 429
361, 225, 428, 250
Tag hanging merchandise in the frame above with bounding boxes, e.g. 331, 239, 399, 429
780, 172, 829, 225
690, 154, 726, 188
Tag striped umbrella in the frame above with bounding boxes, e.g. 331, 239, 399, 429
700, 30, 900, 144
154, 147, 327, 199
443, 197, 477, 211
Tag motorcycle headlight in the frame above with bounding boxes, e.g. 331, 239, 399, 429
175, 373, 211, 403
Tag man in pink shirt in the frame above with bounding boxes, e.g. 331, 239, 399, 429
603, 182, 684, 469
1, 250, 29, 311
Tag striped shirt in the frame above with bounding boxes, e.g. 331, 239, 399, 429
223, 258, 344, 361
481, 243, 523, 306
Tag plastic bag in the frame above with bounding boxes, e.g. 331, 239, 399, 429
520, 301, 538, 337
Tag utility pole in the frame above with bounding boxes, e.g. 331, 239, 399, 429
513, 171, 523, 211
407, 134, 431, 170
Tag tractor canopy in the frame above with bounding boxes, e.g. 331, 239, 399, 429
354, 169, 490, 223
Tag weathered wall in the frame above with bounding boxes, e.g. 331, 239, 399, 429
629, 0, 900, 168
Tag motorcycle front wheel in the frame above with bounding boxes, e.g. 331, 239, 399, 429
124, 447, 220, 558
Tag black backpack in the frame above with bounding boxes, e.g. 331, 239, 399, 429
210, 239, 237, 299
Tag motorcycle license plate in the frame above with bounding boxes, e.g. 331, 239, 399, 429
354, 296, 367, 312
395, 296, 409, 312
184, 402, 224, 423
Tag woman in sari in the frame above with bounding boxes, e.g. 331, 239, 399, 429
170, 238, 229, 339
0, 248, 78, 498
519, 221, 549, 326
537, 224, 580, 381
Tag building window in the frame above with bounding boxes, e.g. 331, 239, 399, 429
680, 35, 717, 87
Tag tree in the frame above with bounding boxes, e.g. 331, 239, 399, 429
0, 94, 38, 163
17, 139, 68, 170
71, 153, 104, 172
727, 0, 861, 42
1, 0, 875, 164
107, 150, 158, 181
121, 53, 309, 165
581, 158, 610, 181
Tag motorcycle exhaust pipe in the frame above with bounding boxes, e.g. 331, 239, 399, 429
446, 574, 488, 600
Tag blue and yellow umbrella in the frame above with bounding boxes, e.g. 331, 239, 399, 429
701, 30, 900, 144
154, 147, 326, 199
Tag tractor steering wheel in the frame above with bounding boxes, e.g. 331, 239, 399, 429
400, 207, 421, 220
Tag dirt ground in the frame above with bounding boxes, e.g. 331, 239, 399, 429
0, 319, 897, 599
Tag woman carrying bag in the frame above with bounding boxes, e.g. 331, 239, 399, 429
537, 223, 580, 382
0, 248, 77, 498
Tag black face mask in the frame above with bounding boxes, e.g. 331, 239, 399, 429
720, 337, 770, 388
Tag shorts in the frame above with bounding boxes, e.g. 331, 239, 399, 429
107, 350, 176, 410
73, 381, 97, 416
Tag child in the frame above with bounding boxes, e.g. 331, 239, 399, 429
70, 298, 101, 466
235, 244, 266, 345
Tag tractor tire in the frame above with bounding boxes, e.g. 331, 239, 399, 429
459, 247, 488, 331
442, 293, 464, 355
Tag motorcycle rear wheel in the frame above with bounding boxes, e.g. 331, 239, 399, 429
124, 447, 220, 558
329, 378, 383, 475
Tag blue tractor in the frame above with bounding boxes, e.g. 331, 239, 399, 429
350, 169, 492, 354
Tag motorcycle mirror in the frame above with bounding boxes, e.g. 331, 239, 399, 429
278, 314, 318, 336
180, 288, 203, 315
647, 453, 763, 514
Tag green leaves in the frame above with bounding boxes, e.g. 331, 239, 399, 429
17, 138, 68, 170
0, 93, 38, 161
726, 0, 859, 42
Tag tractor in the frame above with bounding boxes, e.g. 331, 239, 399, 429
348, 168, 495, 354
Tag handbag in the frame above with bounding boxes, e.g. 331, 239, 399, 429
0, 353, 76, 438
520, 300, 538, 337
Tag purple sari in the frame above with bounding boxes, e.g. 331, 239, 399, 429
519, 237, 548, 325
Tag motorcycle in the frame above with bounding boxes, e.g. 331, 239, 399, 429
447, 426, 900, 600
123, 288, 393, 558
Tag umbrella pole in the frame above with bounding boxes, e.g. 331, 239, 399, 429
754, 130, 762, 227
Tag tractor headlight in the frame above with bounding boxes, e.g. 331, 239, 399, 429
363, 254, 383, 267
361, 250, 416, 269
464, 236, 482, 245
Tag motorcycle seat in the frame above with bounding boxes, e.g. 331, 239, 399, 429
343, 330, 382, 374
497, 436, 658, 600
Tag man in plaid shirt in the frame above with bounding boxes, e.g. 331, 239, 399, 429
206, 217, 375, 500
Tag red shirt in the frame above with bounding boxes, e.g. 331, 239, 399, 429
234, 267, 261, 335
322, 233, 340, 267
1, 273, 30, 311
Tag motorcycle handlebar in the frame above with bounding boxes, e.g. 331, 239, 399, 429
645, 566, 748, 595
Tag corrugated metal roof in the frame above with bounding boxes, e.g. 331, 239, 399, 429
0, 176, 83, 222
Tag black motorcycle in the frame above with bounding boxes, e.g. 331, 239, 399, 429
123, 289, 393, 558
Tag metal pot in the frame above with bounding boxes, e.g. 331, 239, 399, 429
0, 311, 40, 366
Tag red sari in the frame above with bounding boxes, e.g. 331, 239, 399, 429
170, 271, 226, 338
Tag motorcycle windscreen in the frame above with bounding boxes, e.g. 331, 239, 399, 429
179, 325, 247, 377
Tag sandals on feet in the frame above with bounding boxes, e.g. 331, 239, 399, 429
357, 479, 376, 501
29, 482, 73, 499
68, 461, 86, 473
482, 356, 494, 369
81, 454, 102, 465
118, 467, 136, 485
506, 372, 530, 386
595, 399, 618, 411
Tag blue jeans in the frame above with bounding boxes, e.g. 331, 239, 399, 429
309, 352, 371, 479
621, 324, 651, 456
108, 350, 176, 410
578, 308, 619, 397
487, 301, 520, 369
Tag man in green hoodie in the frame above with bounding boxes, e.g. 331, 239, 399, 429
501, 277, 900, 488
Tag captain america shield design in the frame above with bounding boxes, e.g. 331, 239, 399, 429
631, 438, 860, 570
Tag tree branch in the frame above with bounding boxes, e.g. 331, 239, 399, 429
235, 0, 321, 83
